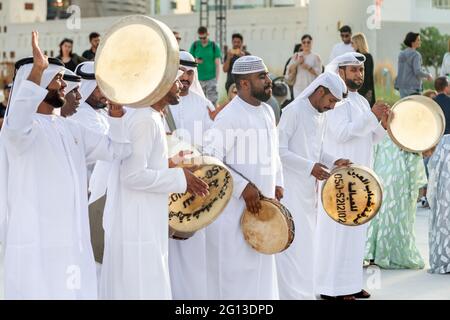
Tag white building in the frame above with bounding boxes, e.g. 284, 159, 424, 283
0, 0, 449, 79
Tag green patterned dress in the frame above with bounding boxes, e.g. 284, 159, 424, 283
365, 136, 426, 269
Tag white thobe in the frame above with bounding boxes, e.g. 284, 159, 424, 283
0, 80, 130, 299
314, 91, 385, 297
329, 43, 355, 62
99, 107, 187, 300
203, 96, 283, 300
167, 91, 213, 300
276, 98, 336, 300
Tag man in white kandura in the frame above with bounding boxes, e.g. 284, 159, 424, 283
203, 55, 284, 299
276, 72, 350, 300
0, 32, 131, 299
314, 52, 390, 300
167, 51, 214, 300
99, 73, 209, 300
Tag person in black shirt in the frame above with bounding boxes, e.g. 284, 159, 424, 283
352, 33, 376, 106
433, 76, 450, 134
82, 32, 100, 61
222, 33, 250, 92
0, 83, 12, 129
56, 38, 86, 71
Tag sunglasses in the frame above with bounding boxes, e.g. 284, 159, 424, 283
302, 41, 311, 44
199, 36, 207, 40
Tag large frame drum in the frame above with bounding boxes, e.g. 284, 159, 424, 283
321, 165, 383, 226
387, 95, 446, 153
95, 15, 180, 108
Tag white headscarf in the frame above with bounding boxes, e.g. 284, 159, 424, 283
7, 58, 65, 112
325, 52, 366, 74
75, 61, 97, 104
179, 51, 205, 99
296, 71, 348, 101
63, 68, 81, 95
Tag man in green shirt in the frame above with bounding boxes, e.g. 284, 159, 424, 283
189, 26, 221, 105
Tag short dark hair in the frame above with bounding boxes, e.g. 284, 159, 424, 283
403, 32, 420, 48
434, 76, 449, 92
301, 34, 312, 41
314, 85, 330, 95
89, 32, 100, 41
339, 25, 352, 34
198, 26, 208, 34
232, 33, 243, 41
233, 74, 249, 90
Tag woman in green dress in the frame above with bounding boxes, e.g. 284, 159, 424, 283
365, 136, 426, 269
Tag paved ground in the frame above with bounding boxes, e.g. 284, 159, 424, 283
0, 207, 449, 300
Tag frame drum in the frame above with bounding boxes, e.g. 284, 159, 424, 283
388, 95, 446, 153
169, 156, 233, 240
95, 15, 180, 107
241, 197, 295, 254
321, 165, 383, 226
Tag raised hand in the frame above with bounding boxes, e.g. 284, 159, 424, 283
107, 101, 124, 118
31, 31, 48, 71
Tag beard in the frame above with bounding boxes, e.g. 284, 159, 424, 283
92, 102, 107, 110
44, 89, 65, 108
167, 92, 180, 105
251, 84, 272, 102
345, 79, 363, 90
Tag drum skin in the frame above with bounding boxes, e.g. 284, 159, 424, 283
169, 156, 234, 238
241, 197, 295, 255
388, 95, 445, 153
95, 15, 180, 108
321, 165, 383, 226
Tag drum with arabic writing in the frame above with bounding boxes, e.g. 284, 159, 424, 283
321, 165, 383, 226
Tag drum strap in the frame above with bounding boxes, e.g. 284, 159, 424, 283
224, 161, 263, 198
164, 106, 177, 133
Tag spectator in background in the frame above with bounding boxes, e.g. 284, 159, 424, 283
223, 33, 250, 92
209, 83, 238, 120
394, 32, 433, 98
0, 83, 12, 129
329, 25, 355, 62
173, 31, 181, 45
189, 26, 221, 105
433, 76, 450, 135
282, 43, 301, 108
352, 32, 376, 106
82, 32, 100, 61
286, 34, 322, 98
440, 39, 450, 77
56, 38, 86, 71
422, 89, 438, 99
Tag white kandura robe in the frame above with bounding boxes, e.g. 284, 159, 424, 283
276, 98, 336, 300
0, 80, 130, 299
99, 107, 187, 300
69, 102, 110, 203
167, 91, 213, 300
314, 91, 386, 296
202, 95, 283, 300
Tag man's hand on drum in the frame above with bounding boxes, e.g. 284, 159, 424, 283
183, 168, 209, 197
169, 150, 194, 168
275, 186, 284, 202
107, 101, 125, 118
372, 101, 390, 122
334, 158, 352, 168
311, 163, 330, 181
242, 183, 261, 215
